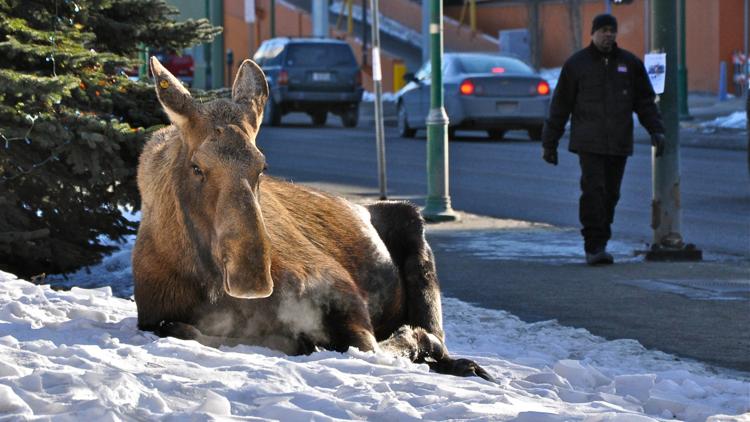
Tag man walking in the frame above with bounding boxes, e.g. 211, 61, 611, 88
542, 13, 665, 265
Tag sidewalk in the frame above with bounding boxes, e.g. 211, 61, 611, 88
424, 212, 750, 374
305, 181, 750, 375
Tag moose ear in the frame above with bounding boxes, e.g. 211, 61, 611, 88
231, 59, 269, 129
150, 56, 198, 129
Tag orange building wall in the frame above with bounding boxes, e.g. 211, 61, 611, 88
686, 0, 720, 93
718, 0, 746, 94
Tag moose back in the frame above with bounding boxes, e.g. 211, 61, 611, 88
132, 56, 490, 380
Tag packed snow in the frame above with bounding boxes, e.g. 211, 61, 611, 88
700, 111, 747, 130
1, 237, 749, 420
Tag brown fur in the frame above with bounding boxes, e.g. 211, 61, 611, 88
132, 57, 491, 380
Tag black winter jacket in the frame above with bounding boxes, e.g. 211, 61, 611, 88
542, 42, 664, 156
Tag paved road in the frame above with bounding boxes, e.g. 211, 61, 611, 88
258, 114, 749, 258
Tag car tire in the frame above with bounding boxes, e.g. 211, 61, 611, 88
528, 125, 543, 141
487, 129, 506, 140
397, 102, 416, 138
341, 107, 358, 128
311, 111, 327, 126
264, 99, 281, 127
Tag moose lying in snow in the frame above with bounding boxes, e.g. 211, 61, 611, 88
132, 57, 490, 380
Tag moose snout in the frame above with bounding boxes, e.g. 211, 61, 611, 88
216, 181, 274, 299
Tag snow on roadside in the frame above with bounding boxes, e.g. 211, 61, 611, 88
1, 270, 748, 420
700, 111, 747, 130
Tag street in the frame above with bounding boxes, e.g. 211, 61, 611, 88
257, 113, 749, 258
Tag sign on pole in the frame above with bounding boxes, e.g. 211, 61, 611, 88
645, 52, 666, 94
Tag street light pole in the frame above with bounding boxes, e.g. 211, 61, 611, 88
677, 0, 691, 120
422, 0, 457, 221
646, 0, 701, 261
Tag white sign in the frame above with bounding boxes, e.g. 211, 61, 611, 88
645, 53, 666, 94
244, 0, 256, 23
372, 47, 382, 82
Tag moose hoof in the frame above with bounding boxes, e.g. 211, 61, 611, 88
429, 358, 494, 382
156, 321, 201, 341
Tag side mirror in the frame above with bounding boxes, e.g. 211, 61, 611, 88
403, 72, 417, 83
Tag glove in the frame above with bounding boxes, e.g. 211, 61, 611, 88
651, 133, 665, 157
542, 148, 558, 166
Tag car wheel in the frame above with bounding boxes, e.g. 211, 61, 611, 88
528, 125, 543, 141
397, 102, 416, 138
341, 107, 358, 128
487, 129, 506, 140
311, 111, 327, 126
264, 99, 281, 127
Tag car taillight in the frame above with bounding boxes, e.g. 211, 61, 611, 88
278, 69, 288, 86
459, 79, 475, 95
536, 81, 550, 95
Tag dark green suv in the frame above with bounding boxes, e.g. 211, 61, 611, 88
253, 37, 363, 127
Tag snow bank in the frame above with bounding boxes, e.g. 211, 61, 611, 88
1, 270, 748, 420
700, 111, 747, 130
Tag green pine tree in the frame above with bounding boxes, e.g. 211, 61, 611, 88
0, 0, 221, 278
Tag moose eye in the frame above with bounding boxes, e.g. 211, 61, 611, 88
191, 164, 203, 177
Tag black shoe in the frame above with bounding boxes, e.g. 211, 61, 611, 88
585, 250, 614, 266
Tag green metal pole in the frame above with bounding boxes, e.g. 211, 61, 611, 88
677, 0, 691, 120
647, 0, 701, 261
422, 0, 457, 221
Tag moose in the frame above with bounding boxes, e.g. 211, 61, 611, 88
132, 56, 490, 381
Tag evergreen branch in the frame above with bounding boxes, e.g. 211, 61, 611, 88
0, 228, 50, 243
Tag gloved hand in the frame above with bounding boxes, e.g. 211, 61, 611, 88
651, 133, 665, 157
542, 148, 558, 166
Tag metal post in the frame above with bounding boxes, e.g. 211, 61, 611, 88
646, 0, 701, 261
313, 0, 329, 37
604, 0, 611, 13
362, 0, 368, 66
422, 0, 457, 221
271, 0, 276, 38
370, 0, 387, 199
677, 0, 691, 120
422, 0, 430, 64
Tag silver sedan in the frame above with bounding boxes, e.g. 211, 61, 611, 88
396, 53, 551, 140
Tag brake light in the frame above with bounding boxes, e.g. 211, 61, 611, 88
278, 69, 288, 85
536, 81, 550, 95
459, 79, 475, 95
491, 67, 505, 74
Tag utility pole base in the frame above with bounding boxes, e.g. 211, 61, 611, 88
643, 243, 703, 261
422, 200, 459, 222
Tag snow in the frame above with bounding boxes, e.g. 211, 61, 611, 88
1, 237, 749, 420
700, 111, 747, 130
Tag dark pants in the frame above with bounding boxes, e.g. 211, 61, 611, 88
578, 152, 628, 253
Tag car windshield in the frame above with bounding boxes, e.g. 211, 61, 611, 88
457, 55, 534, 75
285, 44, 357, 67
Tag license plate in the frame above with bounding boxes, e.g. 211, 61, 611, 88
496, 101, 518, 113
312, 72, 331, 81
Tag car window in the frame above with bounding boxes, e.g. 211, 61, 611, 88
265, 42, 285, 66
414, 60, 452, 79
285, 44, 356, 67
415, 61, 431, 80
252, 43, 268, 65
457, 55, 534, 74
